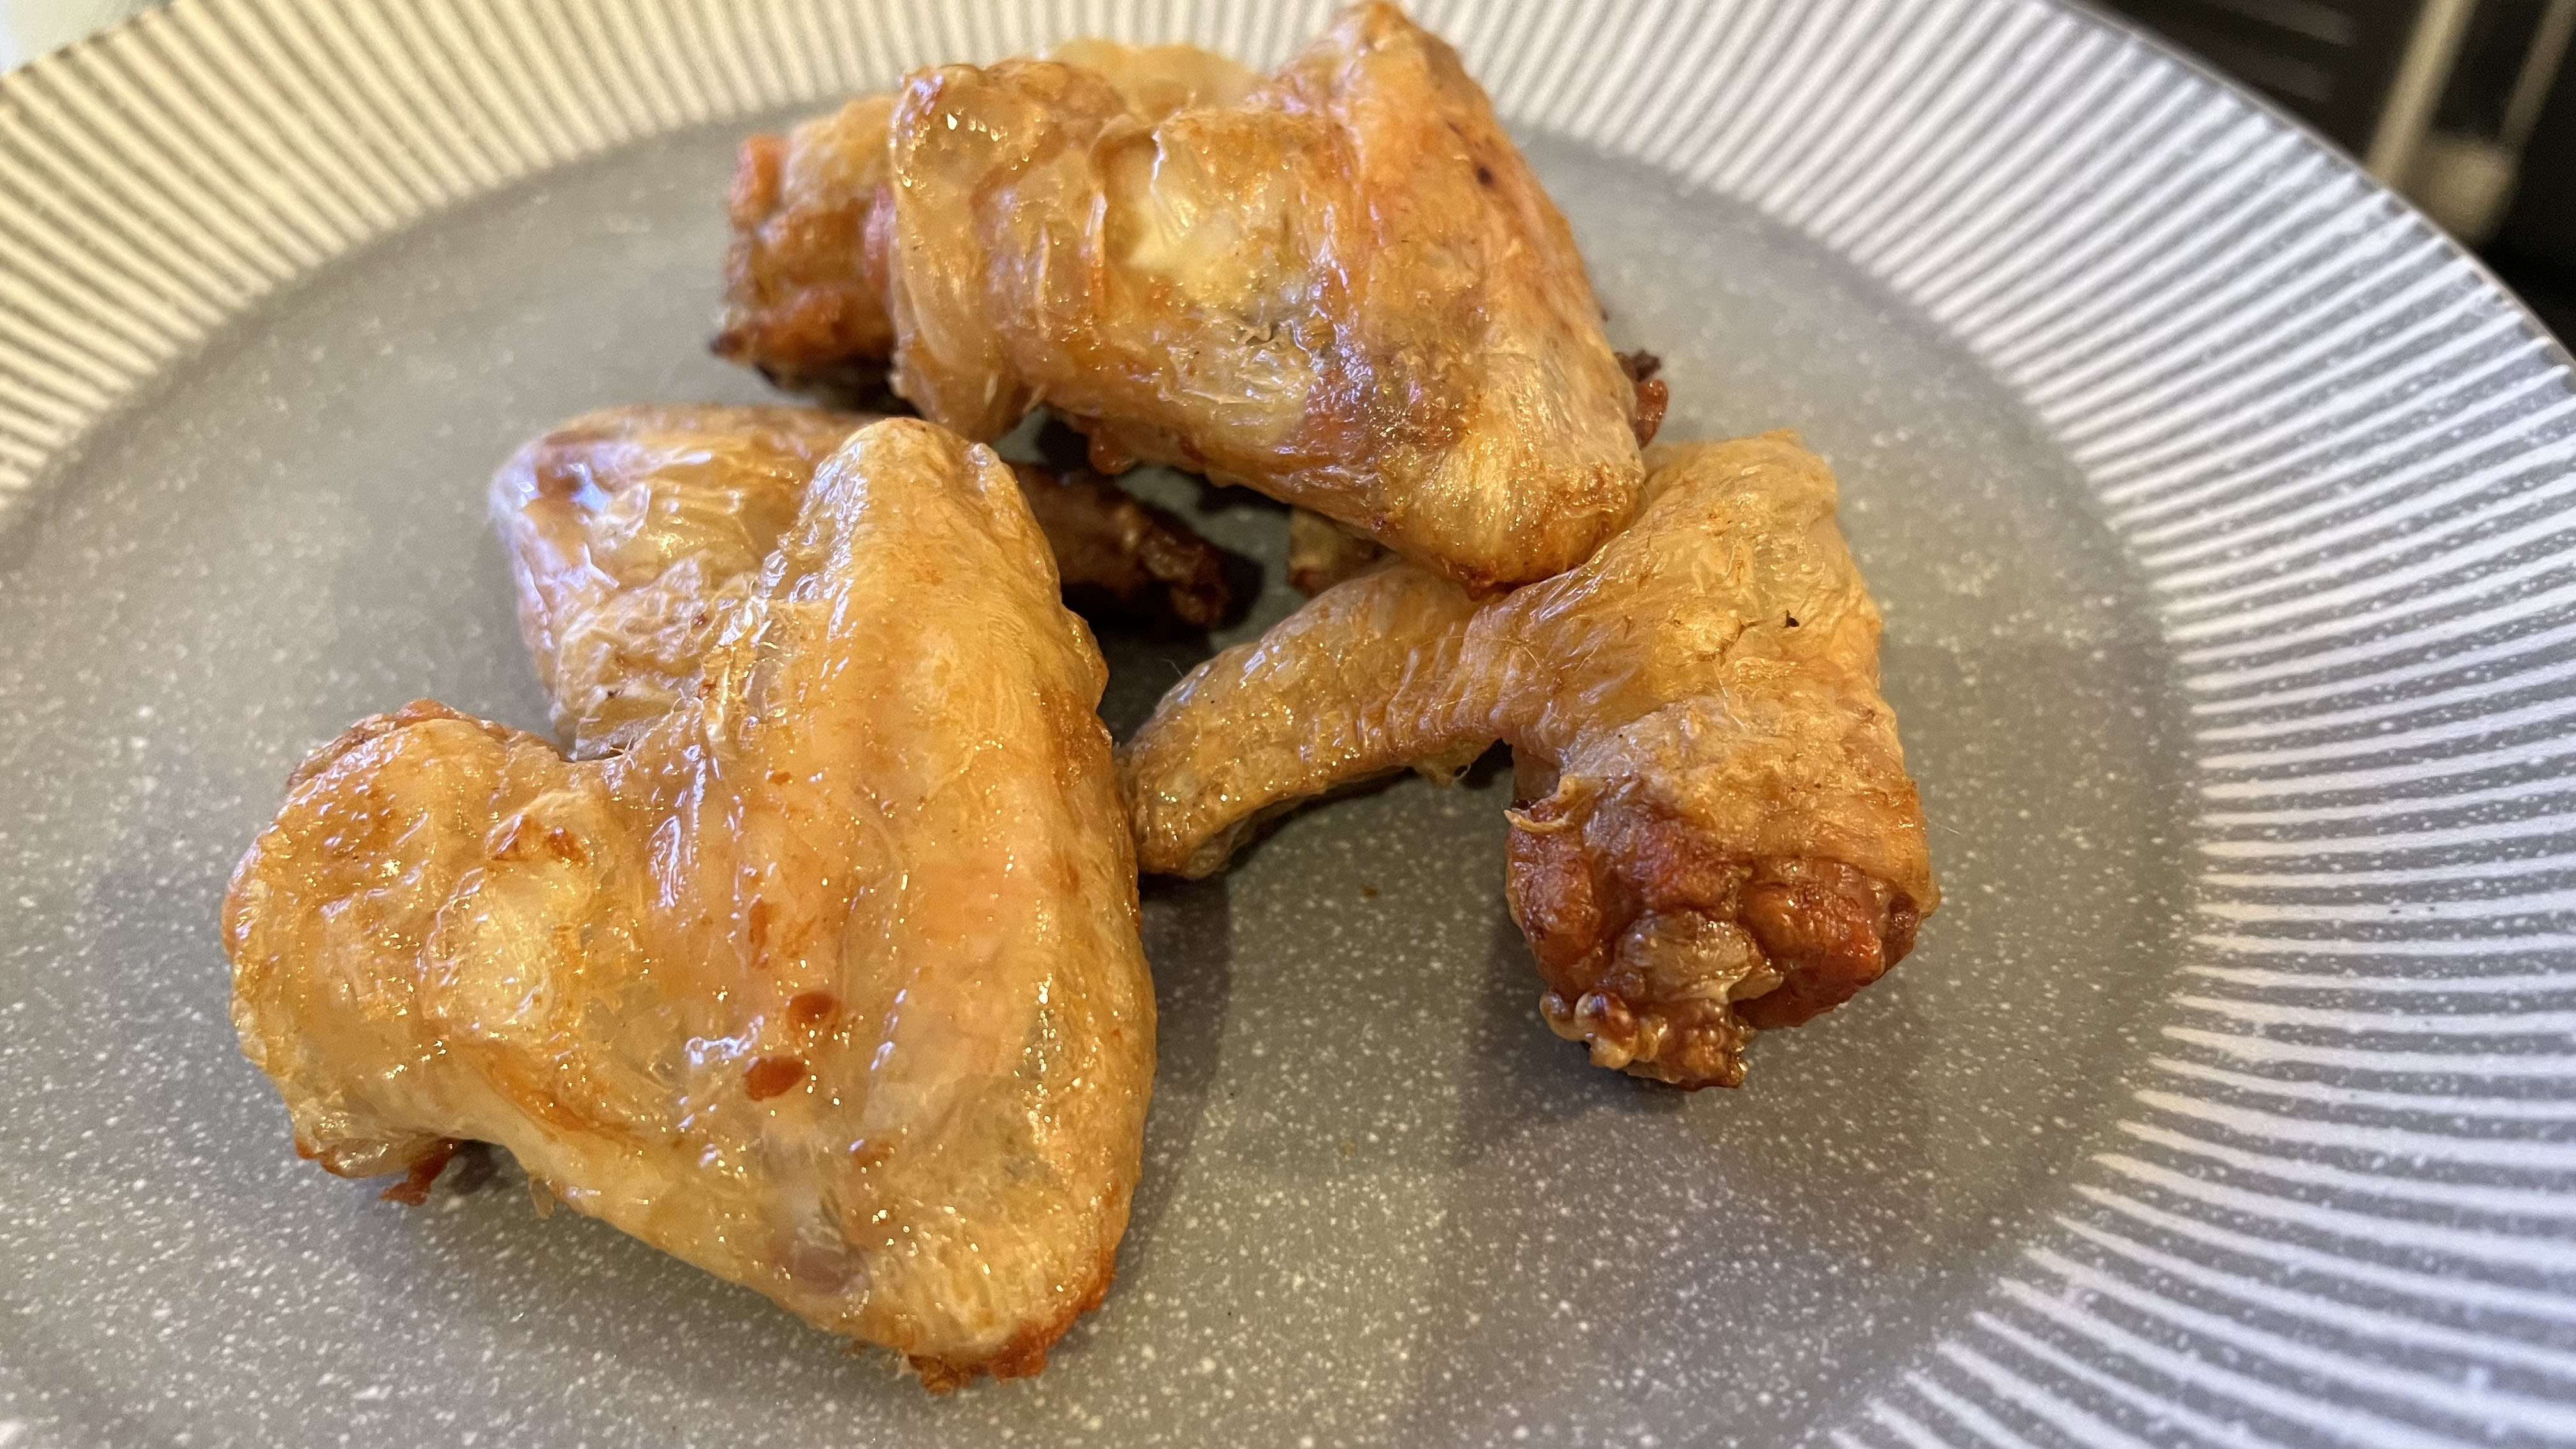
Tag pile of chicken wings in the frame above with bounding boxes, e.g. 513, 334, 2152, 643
222, 1, 1936, 1391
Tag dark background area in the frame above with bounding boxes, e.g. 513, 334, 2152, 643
2098, 0, 2575, 341
2494, 55, 2576, 337
2097, 0, 2427, 156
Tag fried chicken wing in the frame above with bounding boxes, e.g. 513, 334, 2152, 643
716, 4, 1653, 590
714, 95, 900, 396
712, 44, 1254, 396
227, 419, 1156, 1387
1122, 434, 1937, 1089
491, 405, 1232, 758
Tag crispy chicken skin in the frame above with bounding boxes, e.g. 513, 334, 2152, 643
227, 420, 1156, 1387
1121, 434, 1937, 1088
491, 404, 1231, 758
714, 96, 899, 394
717, 4, 1650, 589
712, 44, 1254, 394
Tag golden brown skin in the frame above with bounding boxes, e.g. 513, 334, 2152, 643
712, 43, 1253, 395
228, 420, 1156, 1387
717, 5, 1648, 589
714, 95, 898, 394
491, 405, 1232, 758
1122, 434, 1938, 1088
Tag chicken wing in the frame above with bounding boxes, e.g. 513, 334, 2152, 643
227, 418, 1156, 1387
491, 404, 1232, 758
712, 43, 1255, 395
714, 96, 900, 397
717, 4, 1653, 590
1121, 433, 1937, 1089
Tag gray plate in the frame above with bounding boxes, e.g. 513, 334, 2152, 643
1, 3, 2571, 1446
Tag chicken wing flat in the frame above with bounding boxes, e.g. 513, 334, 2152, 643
491, 404, 1232, 758
1122, 433, 1938, 1089
716, 3, 1652, 590
227, 419, 1156, 1387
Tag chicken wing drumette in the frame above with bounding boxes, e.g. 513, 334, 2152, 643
227, 419, 1156, 1387
1121, 434, 1937, 1089
491, 404, 1232, 758
717, 4, 1655, 590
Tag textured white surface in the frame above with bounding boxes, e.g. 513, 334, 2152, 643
0, 0, 143, 70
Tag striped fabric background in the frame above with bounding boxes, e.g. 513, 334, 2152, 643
2, 1, 2570, 1444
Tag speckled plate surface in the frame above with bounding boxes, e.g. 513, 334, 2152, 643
3, 2, 2573, 1446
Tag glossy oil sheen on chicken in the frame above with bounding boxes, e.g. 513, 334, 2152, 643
717, 3, 1651, 590
1121, 433, 1938, 1089
491, 404, 1231, 758
226, 419, 1155, 1387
